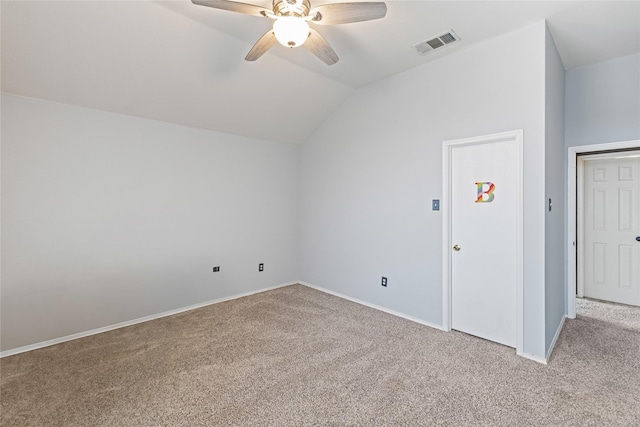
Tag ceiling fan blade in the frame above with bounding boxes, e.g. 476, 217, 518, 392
309, 2, 387, 25
305, 28, 339, 65
191, 0, 272, 18
245, 30, 277, 61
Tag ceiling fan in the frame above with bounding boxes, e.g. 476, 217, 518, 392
192, 0, 387, 65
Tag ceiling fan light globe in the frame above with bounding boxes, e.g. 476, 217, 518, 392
273, 17, 309, 48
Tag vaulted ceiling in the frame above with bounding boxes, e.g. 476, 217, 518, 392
2, 1, 639, 143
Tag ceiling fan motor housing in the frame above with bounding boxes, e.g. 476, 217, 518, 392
273, 0, 311, 17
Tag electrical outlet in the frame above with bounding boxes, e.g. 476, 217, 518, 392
259, 263, 264, 272
381, 277, 388, 287
213, 266, 220, 272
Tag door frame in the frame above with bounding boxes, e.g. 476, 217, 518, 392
442, 129, 524, 355
568, 139, 640, 318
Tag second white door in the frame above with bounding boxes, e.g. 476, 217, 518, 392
582, 153, 640, 306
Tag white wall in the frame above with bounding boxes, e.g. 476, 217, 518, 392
299, 22, 549, 358
544, 26, 566, 354
565, 53, 640, 148
1, 94, 299, 352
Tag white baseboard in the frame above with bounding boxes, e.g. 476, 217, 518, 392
520, 352, 548, 365
299, 281, 446, 332
0, 282, 297, 358
545, 314, 567, 362
518, 314, 567, 365
298, 283, 560, 364
3, 281, 561, 364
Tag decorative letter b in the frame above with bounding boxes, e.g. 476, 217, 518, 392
475, 182, 495, 203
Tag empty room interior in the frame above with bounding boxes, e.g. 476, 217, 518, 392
1, 0, 639, 425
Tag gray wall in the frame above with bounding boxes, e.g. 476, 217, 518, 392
544, 26, 566, 354
1, 94, 299, 352
563, 53, 640, 316
299, 22, 549, 358
565, 53, 640, 148
8, 21, 628, 359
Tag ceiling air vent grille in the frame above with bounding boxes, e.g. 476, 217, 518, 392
413, 30, 460, 55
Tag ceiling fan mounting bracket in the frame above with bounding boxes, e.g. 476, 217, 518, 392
273, 0, 311, 17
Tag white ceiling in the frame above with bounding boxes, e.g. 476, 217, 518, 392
2, 1, 639, 143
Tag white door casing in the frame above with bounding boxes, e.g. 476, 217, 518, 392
580, 152, 640, 306
568, 140, 640, 319
442, 130, 523, 353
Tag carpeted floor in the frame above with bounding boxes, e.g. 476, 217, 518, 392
576, 296, 640, 332
1, 285, 639, 426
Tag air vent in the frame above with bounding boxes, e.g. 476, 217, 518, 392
412, 30, 460, 55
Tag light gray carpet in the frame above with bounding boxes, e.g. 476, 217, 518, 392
577, 297, 640, 332
2, 284, 639, 426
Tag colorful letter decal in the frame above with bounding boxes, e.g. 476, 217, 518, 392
475, 182, 495, 203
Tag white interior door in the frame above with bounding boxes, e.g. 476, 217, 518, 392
449, 136, 521, 348
582, 153, 640, 306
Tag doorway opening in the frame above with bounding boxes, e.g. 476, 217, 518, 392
567, 140, 640, 318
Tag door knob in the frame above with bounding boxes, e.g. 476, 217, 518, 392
636, 236, 640, 242
453, 244, 461, 251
